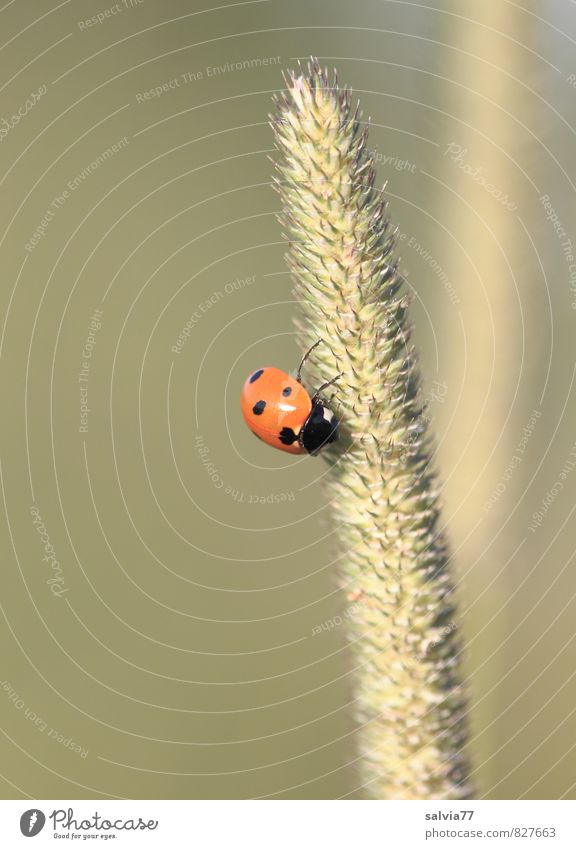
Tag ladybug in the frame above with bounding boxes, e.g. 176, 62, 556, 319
240, 341, 342, 456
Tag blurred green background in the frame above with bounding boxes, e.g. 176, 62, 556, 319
1, 0, 575, 799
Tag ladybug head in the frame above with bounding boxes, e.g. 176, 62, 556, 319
299, 400, 338, 456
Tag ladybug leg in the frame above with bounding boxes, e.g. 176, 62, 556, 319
296, 339, 323, 383
311, 372, 344, 403
328, 391, 339, 407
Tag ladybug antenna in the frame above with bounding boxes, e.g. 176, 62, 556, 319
312, 372, 344, 403
296, 339, 323, 382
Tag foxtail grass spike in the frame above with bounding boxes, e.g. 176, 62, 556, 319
270, 58, 472, 800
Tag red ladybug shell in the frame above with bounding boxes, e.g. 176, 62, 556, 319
241, 367, 312, 454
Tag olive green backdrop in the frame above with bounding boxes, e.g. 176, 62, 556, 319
1, 0, 575, 799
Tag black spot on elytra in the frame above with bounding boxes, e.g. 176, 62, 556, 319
249, 369, 264, 383
252, 400, 266, 415
282, 386, 292, 397
279, 427, 297, 445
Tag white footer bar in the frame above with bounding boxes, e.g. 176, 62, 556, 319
1, 799, 574, 848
